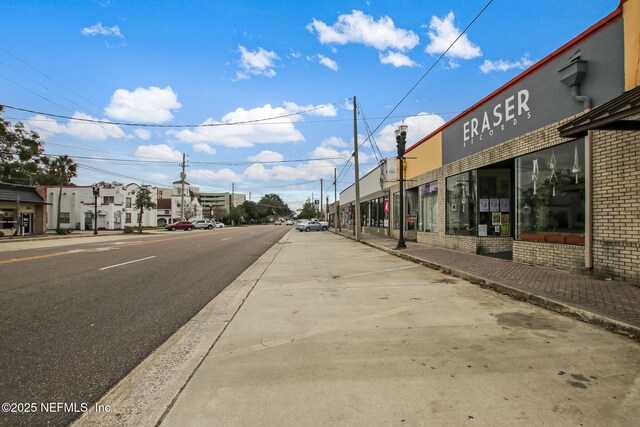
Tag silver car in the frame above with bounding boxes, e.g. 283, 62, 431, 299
296, 220, 327, 232
192, 219, 214, 229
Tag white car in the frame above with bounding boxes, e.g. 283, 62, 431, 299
192, 219, 215, 229
214, 222, 225, 228
285, 219, 294, 226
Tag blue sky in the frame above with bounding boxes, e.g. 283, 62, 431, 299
1, 0, 619, 209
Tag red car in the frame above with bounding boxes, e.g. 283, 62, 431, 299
166, 221, 194, 231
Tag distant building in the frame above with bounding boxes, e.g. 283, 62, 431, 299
0, 182, 48, 236
194, 191, 246, 219
40, 183, 158, 231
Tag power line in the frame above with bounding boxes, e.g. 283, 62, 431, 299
1, 99, 349, 128
362, 0, 494, 146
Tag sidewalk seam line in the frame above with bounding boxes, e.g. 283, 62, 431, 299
154, 229, 294, 426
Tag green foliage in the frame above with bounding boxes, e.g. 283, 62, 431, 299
228, 205, 246, 225
297, 201, 317, 219
257, 194, 294, 219
123, 226, 135, 234
133, 185, 157, 232
1, 107, 79, 186
0, 106, 49, 184
241, 200, 261, 222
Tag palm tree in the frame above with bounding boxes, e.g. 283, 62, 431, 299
49, 155, 78, 233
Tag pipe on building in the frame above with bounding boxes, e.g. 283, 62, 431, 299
571, 85, 593, 269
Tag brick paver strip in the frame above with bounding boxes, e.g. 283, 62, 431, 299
336, 230, 640, 339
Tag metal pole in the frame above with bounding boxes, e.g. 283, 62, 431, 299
353, 96, 361, 242
180, 153, 186, 220
320, 178, 323, 220
396, 127, 407, 249
93, 186, 99, 235
334, 168, 339, 231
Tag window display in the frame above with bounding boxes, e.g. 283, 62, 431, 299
418, 181, 438, 232
515, 140, 585, 244
477, 168, 511, 237
446, 171, 476, 235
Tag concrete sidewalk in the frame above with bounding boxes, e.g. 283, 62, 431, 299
335, 229, 640, 340
73, 229, 640, 427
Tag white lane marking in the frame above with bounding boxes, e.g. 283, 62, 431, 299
99, 256, 156, 271
221, 238, 232, 241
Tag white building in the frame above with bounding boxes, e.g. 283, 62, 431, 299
44, 183, 158, 231
156, 180, 203, 227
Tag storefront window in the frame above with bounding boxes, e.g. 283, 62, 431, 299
446, 171, 476, 236
406, 189, 418, 231
477, 168, 511, 237
360, 197, 389, 228
419, 181, 438, 232
1, 209, 15, 230
515, 140, 585, 244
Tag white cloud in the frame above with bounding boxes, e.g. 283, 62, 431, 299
379, 51, 418, 68
282, 101, 337, 117
377, 113, 446, 152
244, 163, 273, 181
318, 54, 339, 71
133, 128, 151, 140
243, 144, 353, 183
105, 86, 181, 124
480, 54, 534, 74
237, 46, 278, 79
307, 10, 419, 52
248, 150, 284, 162
134, 144, 182, 161
425, 12, 482, 60
193, 143, 216, 154
27, 113, 126, 141
321, 136, 348, 148
149, 173, 169, 181
170, 101, 334, 148
190, 168, 240, 183
81, 22, 123, 38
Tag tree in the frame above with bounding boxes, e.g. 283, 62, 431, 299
257, 194, 293, 219
0, 106, 49, 184
133, 186, 157, 233
228, 205, 246, 225
241, 200, 260, 223
298, 201, 317, 219
48, 155, 78, 233
183, 204, 197, 221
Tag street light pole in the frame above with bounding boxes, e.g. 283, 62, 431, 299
92, 185, 99, 235
395, 124, 408, 249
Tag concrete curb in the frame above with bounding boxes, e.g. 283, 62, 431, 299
71, 229, 294, 427
337, 231, 640, 341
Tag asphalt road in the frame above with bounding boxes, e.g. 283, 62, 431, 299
0, 225, 290, 427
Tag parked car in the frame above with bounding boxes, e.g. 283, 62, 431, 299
274, 219, 282, 225
192, 219, 214, 230
285, 219, 294, 226
214, 222, 225, 228
296, 220, 327, 232
166, 221, 194, 231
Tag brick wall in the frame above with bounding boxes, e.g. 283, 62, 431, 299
591, 122, 640, 283
371, 114, 639, 283
514, 241, 586, 273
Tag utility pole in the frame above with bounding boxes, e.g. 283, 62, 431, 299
334, 167, 339, 231
231, 183, 236, 208
326, 195, 329, 224
180, 153, 186, 220
353, 96, 361, 241
320, 178, 323, 220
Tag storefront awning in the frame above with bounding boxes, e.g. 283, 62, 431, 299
558, 85, 640, 138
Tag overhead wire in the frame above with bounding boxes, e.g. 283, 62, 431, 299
1, 99, 349, 128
